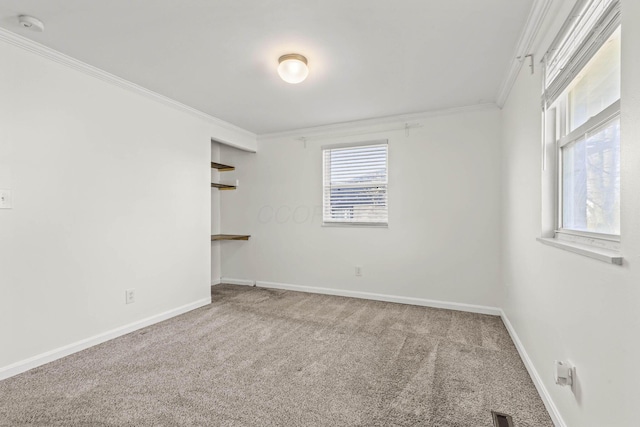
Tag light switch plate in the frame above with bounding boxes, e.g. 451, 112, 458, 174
0, 189, 12, 209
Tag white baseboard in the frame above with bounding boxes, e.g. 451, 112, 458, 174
0, 297, 211, 381
211, 278, 222, 286
500, 310, 566, 427
220, 277, 255, 287
222, 279, 501, 315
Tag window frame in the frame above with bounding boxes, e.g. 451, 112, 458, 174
321, 140, 389, 228
554, 98, 621, 242
540, 0, 621, 254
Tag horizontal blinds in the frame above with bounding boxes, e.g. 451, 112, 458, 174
543, 0, 620, 105
323, 143, 388, 224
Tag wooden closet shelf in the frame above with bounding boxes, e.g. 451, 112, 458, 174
211, 162, 235, 171
211, 183, 236, 190
211, 234, 251, 241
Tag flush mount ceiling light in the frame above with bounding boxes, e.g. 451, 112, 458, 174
18, 15, 45, 32
277, 54, 309, 84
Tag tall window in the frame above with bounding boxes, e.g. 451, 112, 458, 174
543, 0, 620, 240
322, 141, 388, 226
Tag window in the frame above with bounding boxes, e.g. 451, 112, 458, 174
543, 0, 620, 242
322, 141, 388, 226
560, 28, 620, 237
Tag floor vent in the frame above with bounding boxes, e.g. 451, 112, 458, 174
491, 411, 514, 427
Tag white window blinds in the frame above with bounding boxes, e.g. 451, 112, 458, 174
322, 142, 388, 226
543, 0, 620, 106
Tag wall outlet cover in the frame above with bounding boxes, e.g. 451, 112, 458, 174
125, 289, 135, 304
554, 360, 574, 387
0, 189, 12, 209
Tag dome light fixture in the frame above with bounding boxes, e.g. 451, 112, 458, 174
18, 15, 45, 32
277, 54, 309, 84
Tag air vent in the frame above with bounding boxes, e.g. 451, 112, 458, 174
491, 411, 514, 427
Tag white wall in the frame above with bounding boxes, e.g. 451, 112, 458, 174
0, 39, 214, 371
220, 107, 503, 308
500, 1, 640, 425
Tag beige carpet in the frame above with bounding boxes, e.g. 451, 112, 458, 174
0, 284, 553, 426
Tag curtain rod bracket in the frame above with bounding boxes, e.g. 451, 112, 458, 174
517, 54, 535, 74
524, 53, 535, 74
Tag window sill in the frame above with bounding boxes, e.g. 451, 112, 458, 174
536, 237, 623, 265
322, 223, 388, 228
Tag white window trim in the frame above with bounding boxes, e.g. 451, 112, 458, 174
555, 99, 621, 244
538, 0, 622, 265
537, 237, 622, 265
322, 140, 389, 228
540, 117, 622, 267
321, 222, 389, 229
558, 100, 620, 149
544, 99, 622, 264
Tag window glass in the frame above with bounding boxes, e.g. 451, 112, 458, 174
562, 117, 620, 235
323, 144, 388, 225
568, 27, 621, 131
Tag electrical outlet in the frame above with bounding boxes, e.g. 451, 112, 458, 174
125, 289, 135, 304
355, 266, 362, 277
554, 360, 574, 387
0, 189, 12, 209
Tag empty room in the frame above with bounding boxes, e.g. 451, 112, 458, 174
0, 0, 637, 426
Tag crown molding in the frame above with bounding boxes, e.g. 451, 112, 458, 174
0, 27, 257, 143
258, 103, 499, 142
496, 0, 554, 108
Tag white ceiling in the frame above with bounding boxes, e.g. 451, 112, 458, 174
0, 0, 533, 134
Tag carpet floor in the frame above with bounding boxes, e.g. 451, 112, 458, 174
0, 285, 553, 426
